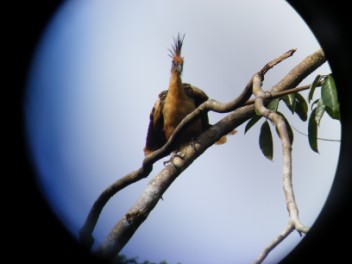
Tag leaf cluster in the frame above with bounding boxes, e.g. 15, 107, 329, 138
308, 75, 340, 152
245, 75, 339, 159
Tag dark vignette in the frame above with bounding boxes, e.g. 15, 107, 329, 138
282, 1, 351, 263
11, 1, 351, 263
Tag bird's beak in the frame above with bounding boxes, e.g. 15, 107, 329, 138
176, 63, 183, 73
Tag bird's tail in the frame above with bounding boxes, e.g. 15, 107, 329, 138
215, 129, 237, 145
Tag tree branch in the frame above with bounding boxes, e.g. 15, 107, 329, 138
80, 49, 326, 261
78, 59, 256, 248
271, 49, 325, 93
95, 104, 257, 260
79, 49, 295, 248
252, 73, 309, 263
245, 84, 311, 105
259, 48, 297, 76
79, 74, 257, 249
254, 224, 295, 264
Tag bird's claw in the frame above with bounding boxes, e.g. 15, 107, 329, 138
163, 151, 185, 166
189, 137, 201, 151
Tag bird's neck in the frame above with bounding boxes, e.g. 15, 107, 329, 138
168, 71, 185, 97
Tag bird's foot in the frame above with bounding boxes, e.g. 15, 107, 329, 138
163, 151, 185, 166
189, 137, 201, 151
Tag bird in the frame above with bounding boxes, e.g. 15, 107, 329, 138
143, 34, 232, 156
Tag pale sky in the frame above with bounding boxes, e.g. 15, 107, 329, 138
26, 1, 340, 263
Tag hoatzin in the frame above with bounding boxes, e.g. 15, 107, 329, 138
144, 34, 231, 156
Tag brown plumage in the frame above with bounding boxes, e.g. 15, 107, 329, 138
143, 34, 230, 156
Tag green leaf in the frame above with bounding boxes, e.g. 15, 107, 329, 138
315, 98, 325, 125
294, 93, 308, 121
259, 121, 273, 160
308, 108, 319, 153
311, 98, 319, 109
276, 112, 294, 145
267, 98, 280, 112
244, 114, 262, 134
308, 75, 321, 103
282, 94, 296, 114
282, 93, 308, 120
321, 76, 340, 120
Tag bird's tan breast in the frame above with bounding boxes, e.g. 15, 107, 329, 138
163, 94, 201, 140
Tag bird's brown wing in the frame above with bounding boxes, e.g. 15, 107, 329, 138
144, 90, 168, 155
183, 83, 236, 144
183, 83, 210, 130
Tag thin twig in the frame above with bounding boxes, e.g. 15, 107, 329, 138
252, 73, 309, 264
254, 224, 295, 264
244, 84, 311, 105
259, 48, 297, 76
292, 125, 341, 142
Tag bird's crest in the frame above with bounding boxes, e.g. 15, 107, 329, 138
169, 33, 185, 65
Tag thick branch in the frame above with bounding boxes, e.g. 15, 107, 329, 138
93, 49, 323, 260
81, 49, 326, 260
79, 48, 286, 247
78, 63, 255, 248
95, 104, 255, 260
272, 48, 325, 93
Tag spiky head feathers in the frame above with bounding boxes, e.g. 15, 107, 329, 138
169, 34, 185, 73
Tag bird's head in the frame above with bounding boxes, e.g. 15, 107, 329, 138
169, 33, 185, 74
